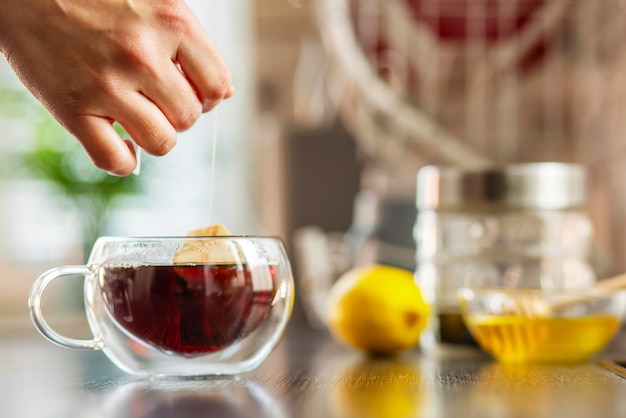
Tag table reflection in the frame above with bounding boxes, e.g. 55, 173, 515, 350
301, 348, 440, 418
428, 362, 624, 418
89, 379, 285, 418
456, 362, 626, 418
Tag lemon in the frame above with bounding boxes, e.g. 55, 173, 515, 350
326, 265, 430, 355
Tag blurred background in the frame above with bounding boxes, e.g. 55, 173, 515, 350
2, 0, 626, 328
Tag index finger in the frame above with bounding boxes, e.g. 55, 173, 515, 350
70, 116, 138, 176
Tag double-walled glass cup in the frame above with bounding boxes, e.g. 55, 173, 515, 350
29, 236, 295, 377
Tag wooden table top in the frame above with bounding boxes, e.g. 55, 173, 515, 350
2, 317, 626, 418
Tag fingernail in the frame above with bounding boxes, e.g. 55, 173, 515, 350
121, 139, 141, 176
132, 147, 142, 176
105, 170, 123, 177
202, 99, 218, 113
225, 86, 235, 98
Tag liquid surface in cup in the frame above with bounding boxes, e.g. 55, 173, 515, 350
100, 264, 276, 357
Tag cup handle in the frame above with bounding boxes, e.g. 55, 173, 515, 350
28, 265, 104, 350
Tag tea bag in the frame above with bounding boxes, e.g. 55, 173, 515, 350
186, 224, 232, 237
174, 224, 239, 265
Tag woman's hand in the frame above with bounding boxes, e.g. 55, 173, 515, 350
0, 0, 233, 175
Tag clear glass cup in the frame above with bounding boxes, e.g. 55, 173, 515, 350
29, 236, 295, 377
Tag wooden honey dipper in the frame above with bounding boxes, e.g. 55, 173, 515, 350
514, 272, 626, 316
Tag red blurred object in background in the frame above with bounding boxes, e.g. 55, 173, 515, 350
403, 0, 546, 42
349, 0, 550, 77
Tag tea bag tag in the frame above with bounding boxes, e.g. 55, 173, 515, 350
131, 141, 142, 176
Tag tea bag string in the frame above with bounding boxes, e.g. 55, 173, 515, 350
208, 108, 218, 226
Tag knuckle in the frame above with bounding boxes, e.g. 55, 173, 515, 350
112, 35, 160, 79
146, 132, 177, 156
154, 1, 187, 28
124, 51, 156, 78
92, 75, 122, 98
171, 105, 201, 131
203, 74, 232, 101
217, 77, 233, 98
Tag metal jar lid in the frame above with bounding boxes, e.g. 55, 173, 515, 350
416, 163, 587, 210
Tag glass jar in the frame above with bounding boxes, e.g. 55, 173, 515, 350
414, 163, 594, 350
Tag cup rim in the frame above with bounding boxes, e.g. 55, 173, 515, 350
95, 235, 285, 241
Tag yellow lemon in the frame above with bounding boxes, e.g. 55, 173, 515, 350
326, 265, 430, 355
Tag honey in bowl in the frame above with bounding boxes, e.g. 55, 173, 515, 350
465, 315, 620, 363
459, 288, 626, 364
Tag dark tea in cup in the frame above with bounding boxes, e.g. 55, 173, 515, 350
100, 263, 276, 356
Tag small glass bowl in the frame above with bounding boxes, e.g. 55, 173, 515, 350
458, 288, 626, 363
